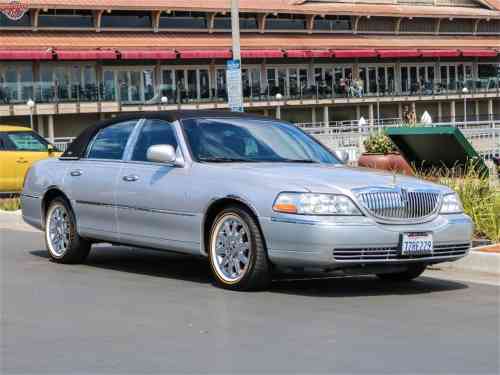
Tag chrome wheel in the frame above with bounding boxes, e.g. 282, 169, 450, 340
47, 204, 70, 257
211, 214, 251, 283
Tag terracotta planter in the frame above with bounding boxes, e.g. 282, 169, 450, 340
358, 153, 414, 176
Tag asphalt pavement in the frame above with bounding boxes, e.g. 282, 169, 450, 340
1, 227, 499, 374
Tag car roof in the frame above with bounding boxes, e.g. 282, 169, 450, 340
62, 110, 271, 159
0, 125, 33, 132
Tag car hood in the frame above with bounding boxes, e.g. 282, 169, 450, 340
218, 163, 448, 194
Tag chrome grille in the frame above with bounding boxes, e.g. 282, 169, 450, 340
333, 243, 470, 261
356, 188, 441, 222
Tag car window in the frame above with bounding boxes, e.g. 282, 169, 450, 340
87, 121, 136, 160
131, 119, 178, 162
182, 118, 339, 164
0, 131, 49, 151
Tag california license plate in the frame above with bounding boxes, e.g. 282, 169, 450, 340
401, 233, 433, 256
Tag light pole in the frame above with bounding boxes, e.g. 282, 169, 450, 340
160, 96, 168, 111
462, 87, 469, 127
26, 99, 35, 130
275, 93, 283, 119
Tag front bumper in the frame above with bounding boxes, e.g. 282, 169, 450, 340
260, 213, 473, 269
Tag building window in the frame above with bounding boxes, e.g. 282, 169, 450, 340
0, 65, 33, 103
313, 16, 352, 32
266, 14, 306, 31
0, 11, 31, 27
38, 9, 94, 28
159, 11, 207, 29
213, 14, 258, 30
38, 64, 98, 102
101, 11, 152, 28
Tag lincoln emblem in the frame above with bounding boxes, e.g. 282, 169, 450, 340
1, 0, 28, 21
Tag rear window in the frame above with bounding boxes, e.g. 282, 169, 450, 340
0, 131, 49, 151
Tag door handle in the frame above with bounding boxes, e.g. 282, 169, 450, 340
16, 159, 28, 164
122, 175, 139, 182
70, 170, 82, 177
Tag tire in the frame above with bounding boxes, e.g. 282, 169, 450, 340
208, 205, 271, 291
376, 264, 427, 282
45, 197, 91, 264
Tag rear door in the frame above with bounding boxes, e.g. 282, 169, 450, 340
67, 120, 138, 242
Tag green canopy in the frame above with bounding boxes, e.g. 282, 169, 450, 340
385, 126, 488, 175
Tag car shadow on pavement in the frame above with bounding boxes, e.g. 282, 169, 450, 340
30, 246, 468, 297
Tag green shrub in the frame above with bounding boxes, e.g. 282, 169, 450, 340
420, 161, 499, 242
363, 132, 397, 154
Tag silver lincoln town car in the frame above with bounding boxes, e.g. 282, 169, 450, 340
21, 111, 473, 290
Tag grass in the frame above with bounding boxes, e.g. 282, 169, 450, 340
0, 197, 21, 211
419, 161, 500, 243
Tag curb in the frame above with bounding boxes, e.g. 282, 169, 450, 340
441, 250, 500, 275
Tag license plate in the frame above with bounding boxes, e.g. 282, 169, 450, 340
401, 233, 433, 256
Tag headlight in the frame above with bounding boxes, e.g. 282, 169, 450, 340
273, 192, 362, 216
440, 193, 464, 214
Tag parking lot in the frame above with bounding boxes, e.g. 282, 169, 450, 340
1, 225, 498, 374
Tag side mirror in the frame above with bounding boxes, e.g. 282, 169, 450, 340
147, 144, 181, 166
335, 150, 350, 164
47, 144, 55, 154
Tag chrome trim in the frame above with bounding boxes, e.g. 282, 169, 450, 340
352, 186, 442, 224
21, 193, 40, 199
75, 200, 196, 217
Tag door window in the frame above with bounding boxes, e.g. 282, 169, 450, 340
131, 119, 178, 162
87, 121, 136, 160
0, 132, 49, 151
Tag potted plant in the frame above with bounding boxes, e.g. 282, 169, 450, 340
358, 131, 414, 175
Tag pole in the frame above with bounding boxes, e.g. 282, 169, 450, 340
231, 0, 241, 61
29, 110, 33, 130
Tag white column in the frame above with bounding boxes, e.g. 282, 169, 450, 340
368, 104, 374, 126
475, 100, 480, 122
356, 105, 361, 121
488, 99, 493, 122
438, 102, 443, 122
37, 115, 45, 137
323, 106, 329, 125
450, 101, 456, 124
398, 103, 403, 121
48, 115, 55, 143
311, 107, 316, 124
276, 105, 281, 120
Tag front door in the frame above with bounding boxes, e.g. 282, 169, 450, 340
0, 130, 55, 192
67, 120, 137, 241
116, 119, 196, 254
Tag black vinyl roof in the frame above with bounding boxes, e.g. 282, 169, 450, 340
61, 110, 268, 159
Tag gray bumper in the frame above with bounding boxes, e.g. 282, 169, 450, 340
260, 213, 473, 268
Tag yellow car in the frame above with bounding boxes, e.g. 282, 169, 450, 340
0, 125, 61, 194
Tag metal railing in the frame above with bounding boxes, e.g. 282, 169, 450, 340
50, 119, 499, 161
2, 77, 500, 106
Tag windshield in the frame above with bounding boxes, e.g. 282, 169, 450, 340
181, 117, 340, 164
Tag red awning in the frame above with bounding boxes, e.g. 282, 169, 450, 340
420, 49, 460, 58
286, 50, 332, 58
178, 49, 232, 59
461, 49, 498, 57
241, 49, 284, 59
0, 50, 52, 60
332, 49, 377, 58
120, 50, 177, 60
56, 50, 117, 60
378, 50, 421, 58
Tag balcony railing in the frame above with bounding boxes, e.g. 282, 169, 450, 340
1, 78, 500, 106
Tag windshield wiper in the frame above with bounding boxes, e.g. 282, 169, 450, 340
278, 159, 319, 164
198, 157, 258, 163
